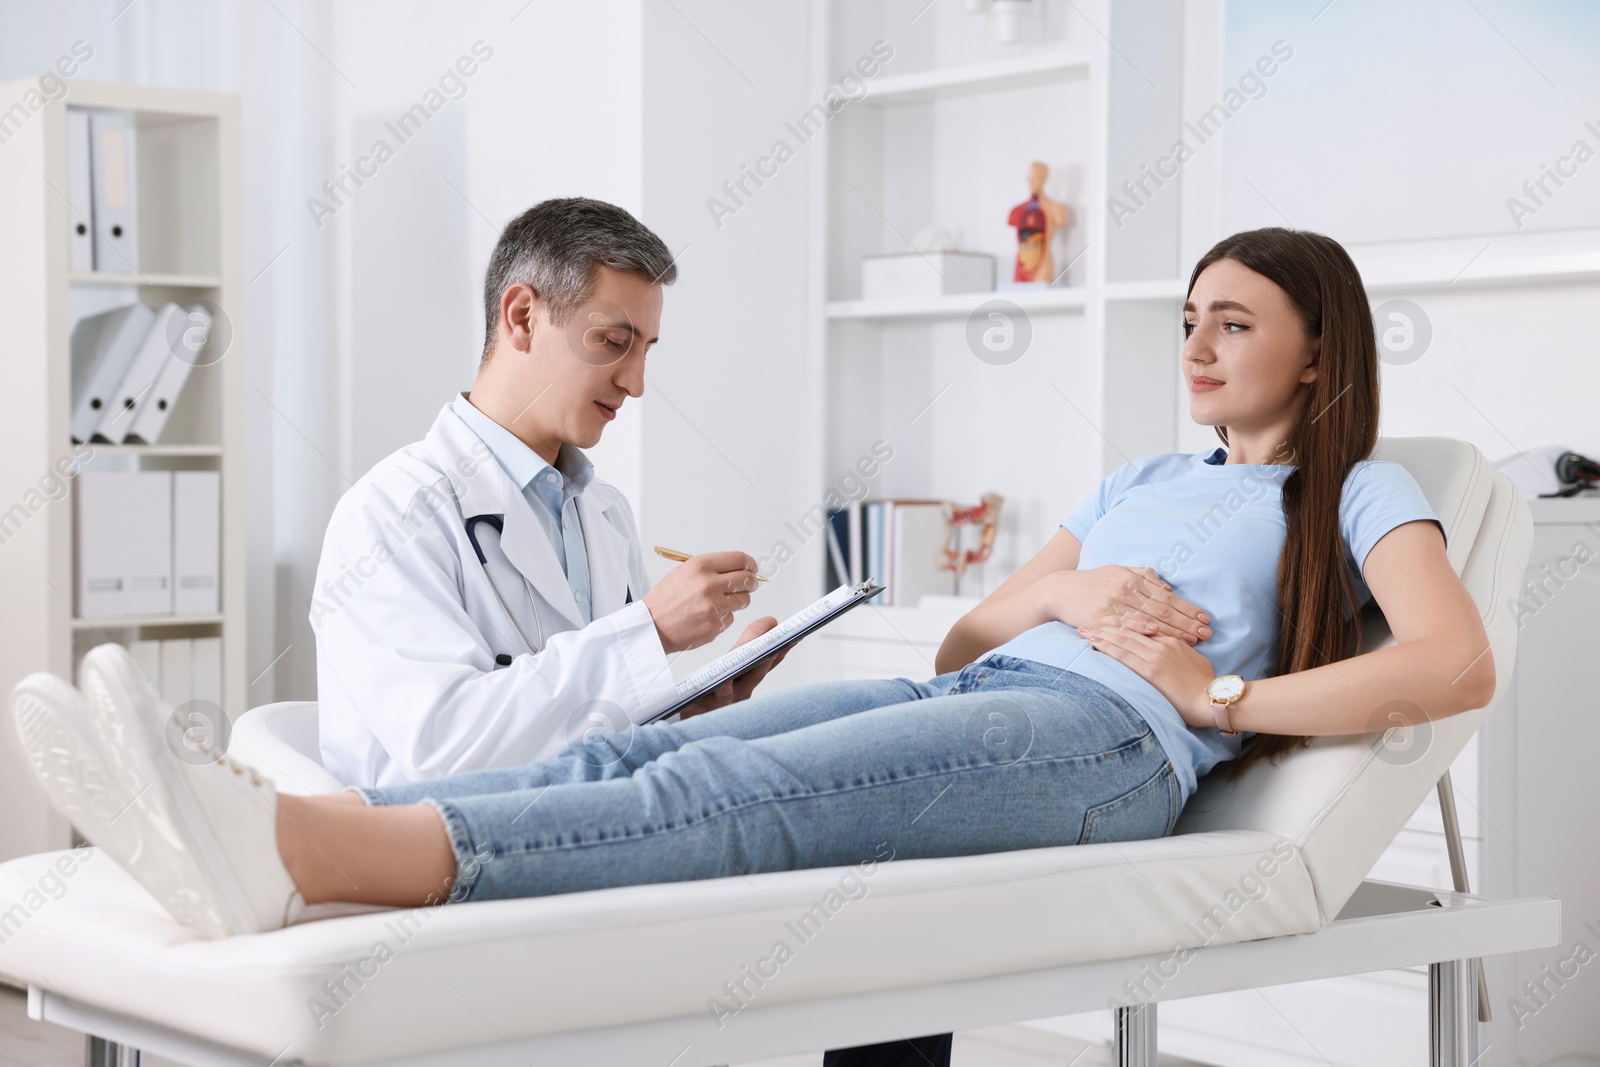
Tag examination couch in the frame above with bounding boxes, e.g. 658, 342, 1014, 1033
0, 437, 1558, 1066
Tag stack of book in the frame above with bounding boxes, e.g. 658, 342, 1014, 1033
70, 301, 214, 445
824, 499, 956, 606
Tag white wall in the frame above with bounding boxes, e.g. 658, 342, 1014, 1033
1214, 0, 1600, 462
638, 0, 823, 680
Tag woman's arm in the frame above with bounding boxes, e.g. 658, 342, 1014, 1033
1226, 519, 1495, 734
935, 528, 1083, 674
1077, 520, 1496, 733
934, 527, 1213, 675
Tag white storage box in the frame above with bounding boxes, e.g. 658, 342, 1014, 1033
861, 251, 995, 300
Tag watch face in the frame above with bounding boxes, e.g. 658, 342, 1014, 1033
1208, 674, 1245, 702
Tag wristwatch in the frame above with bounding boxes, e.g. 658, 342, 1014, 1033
1205, 674, 1247, 736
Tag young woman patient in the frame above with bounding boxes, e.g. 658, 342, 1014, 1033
17, 227, 1495, 939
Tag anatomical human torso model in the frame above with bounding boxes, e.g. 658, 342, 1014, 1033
1007, 161, 1070, 284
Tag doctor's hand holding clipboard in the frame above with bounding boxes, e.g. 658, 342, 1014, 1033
644, 548, 788, 718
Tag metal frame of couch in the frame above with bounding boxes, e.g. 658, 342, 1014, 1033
2, 437, 1559, 1067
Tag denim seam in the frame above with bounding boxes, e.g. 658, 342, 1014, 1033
422, 797, 480, 903
1080, 758, 1175, 844
1165, 763, 1184, 835
486, 740, 1165, 860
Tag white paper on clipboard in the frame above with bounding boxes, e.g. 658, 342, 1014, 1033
641, 580, 884, 724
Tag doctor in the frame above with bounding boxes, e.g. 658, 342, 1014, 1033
310, 197, 781, 789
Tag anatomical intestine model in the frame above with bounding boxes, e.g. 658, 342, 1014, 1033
1006, 161, 1071, 285
940, 492, 1005, 593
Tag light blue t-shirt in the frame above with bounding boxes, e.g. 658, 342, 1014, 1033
987, 446, 1443, 804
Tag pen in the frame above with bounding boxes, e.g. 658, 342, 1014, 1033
654, 545, 770, 582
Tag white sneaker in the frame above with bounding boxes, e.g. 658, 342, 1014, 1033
34, 643, 302, 937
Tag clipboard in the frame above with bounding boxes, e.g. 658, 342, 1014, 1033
641, 579, 885, 725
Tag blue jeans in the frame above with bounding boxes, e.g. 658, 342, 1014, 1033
360, 655, 1184, 903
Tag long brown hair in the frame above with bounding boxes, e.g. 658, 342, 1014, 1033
1191, 229, 1381, 781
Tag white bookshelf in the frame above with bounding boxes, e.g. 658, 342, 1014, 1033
807, 0, 1189, 637
0, 80, 245, 864
862, 47, 1092, 104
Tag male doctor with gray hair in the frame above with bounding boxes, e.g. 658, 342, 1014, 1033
310, 197, 779, 789
310, 197, 950, 1067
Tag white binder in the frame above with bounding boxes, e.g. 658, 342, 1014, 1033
77, 470, 173, 617
125, 302, 210, 444
92, 301, 182, 443
66, 109, 94, 272
172, 470, 220, 614
129, 639, 163, 693
160, 639, 193, 707
191, 637, 222, 707
89, 111, 137, 272
69, 303, 156, 444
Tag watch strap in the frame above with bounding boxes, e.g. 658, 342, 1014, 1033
1211, 698, 1239, 736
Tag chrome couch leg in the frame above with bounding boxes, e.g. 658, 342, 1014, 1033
1430, 957, 1480, 1066
1113, 1002, 1157, 1067
86, 1036, 141, 1066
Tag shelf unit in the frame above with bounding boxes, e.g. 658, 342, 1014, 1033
0, 79, 244, 864
862, 47, 1091, 104
807, 0, 1190, 630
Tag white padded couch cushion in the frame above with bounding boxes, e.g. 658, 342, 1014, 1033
0, 831, 1319, 1065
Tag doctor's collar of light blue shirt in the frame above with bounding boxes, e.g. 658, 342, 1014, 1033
451, 392, 595, 496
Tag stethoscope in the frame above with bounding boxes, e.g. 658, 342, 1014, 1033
463, 512, 636, 663
464, 515, 547, 657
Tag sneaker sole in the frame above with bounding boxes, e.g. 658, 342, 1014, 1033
10, 671, 230, 937
81, 644, 265, 936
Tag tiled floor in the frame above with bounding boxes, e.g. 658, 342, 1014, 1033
1, 982, 1211, 1066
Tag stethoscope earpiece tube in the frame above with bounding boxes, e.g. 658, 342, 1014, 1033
464, 514, 546, 655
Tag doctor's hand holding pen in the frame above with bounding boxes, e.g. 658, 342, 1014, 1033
644, 549, 787, 718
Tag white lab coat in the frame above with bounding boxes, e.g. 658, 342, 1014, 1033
311, 401, 680, 788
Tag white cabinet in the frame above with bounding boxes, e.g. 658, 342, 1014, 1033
1480, 494, 1600, 1064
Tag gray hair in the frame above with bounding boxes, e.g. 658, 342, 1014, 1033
481, 197, 677, 363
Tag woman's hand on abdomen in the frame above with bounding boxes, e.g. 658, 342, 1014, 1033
1050, 566, 1213, 645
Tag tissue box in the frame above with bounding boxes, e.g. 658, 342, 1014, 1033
861, 251, 995, 300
